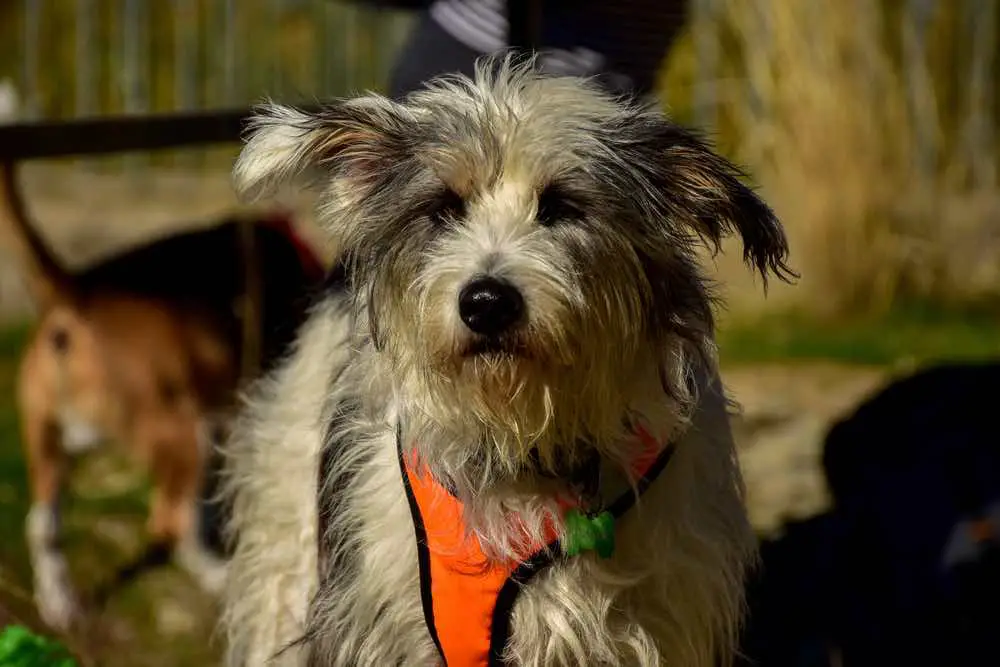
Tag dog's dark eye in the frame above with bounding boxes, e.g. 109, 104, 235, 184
536, 185, 582, 227
427, 189, 466, 223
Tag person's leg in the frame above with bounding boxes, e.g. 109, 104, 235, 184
387, 1, 689, 101
538, 0, 690, 98
388, 10, 484, 99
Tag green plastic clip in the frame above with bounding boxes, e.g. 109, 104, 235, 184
563, 509, 616, 559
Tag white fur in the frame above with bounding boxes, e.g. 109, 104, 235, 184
221, 297, 353, 666
27, 502, 79, 629
233, 104, 324, 201
57, 410, 103, 455
176, 516, 228, 595
223, 327, 752, 666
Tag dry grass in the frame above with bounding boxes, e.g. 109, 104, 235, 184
665, 0, 1000, 319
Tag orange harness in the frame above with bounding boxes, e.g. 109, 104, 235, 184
399, 426, 673, 667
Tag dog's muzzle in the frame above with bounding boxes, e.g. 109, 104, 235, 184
458, 277, 525, 337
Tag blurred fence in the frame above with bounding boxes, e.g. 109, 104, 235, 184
0, 0, 414, 167
2, 1, 995, 172
0, 0, 420, 319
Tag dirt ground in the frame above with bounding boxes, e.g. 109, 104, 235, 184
725, 363, 888, 534
0, 163, 893, 664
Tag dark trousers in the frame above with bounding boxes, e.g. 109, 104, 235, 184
387, 2, 689, 100
389, 12, 484, 99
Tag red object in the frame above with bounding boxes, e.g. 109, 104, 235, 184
260, 211, 326, 282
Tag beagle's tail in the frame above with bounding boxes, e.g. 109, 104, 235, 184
0, 161, 73, 306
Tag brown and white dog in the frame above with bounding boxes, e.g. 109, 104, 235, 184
221, 59, 794, 666
0, 161, 324, 632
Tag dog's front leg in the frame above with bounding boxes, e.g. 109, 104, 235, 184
144, 406, 229, 596
222, 299, 356, 667
22, 412, 79, 630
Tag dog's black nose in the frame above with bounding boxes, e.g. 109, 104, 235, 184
458, 277, 525, 336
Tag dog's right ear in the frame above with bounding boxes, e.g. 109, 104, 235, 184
234, 98, 413, 201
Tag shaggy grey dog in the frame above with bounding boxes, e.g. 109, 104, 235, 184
221, 57, 793, 667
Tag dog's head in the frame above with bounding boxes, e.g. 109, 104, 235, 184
235, 57, 792, 474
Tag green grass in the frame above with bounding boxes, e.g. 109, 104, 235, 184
0, 341, 30, 586
718, 303, 1000, 367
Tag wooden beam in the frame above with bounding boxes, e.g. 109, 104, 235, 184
0, 108, 253, 161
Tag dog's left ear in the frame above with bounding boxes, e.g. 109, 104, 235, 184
612, 112, 796, 285
234, 97, 413, 201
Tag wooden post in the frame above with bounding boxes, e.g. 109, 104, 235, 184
75, 0, 98, 170
121, 0, 150, 173
21, 0, 41, 120
222, 0, 238, 105
344, 4, 359, 94
271, 0, 287, 98
238, 217, 262, 384
174, 0, 199, 167
75, 0, 97, 119
692, 0, 719, 132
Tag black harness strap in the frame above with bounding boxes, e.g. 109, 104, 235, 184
398, 425, 449, 664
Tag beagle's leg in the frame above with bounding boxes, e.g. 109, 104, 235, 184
22, 401, 79, 630
143, 405, 227, 595
177, 416, 231, 593
194, 414, 232, 558
20, 313, 108, 629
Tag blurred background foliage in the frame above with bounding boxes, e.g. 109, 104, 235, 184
661, 0, 1000, 318
0, 0, 996, 330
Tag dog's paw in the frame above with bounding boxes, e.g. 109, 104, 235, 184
33, 562, 80, 631
176, 539, 228, 595
193, 559, 228, 595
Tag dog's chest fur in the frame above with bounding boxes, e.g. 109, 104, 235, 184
294, 311, 754, 667
309, 404, 436, 665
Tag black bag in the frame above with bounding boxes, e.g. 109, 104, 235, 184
741, 362, 1000, 667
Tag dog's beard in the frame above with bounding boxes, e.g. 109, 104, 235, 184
386, 327, 684, 562
387, 306, 666, 481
